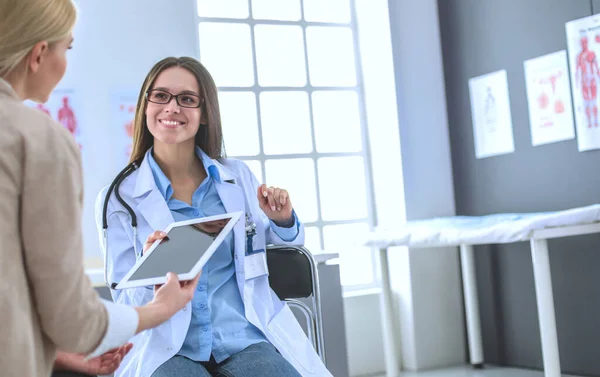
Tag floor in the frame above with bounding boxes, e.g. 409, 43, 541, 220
373, 365, 581, 377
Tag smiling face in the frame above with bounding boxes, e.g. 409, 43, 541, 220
145, 66, 205, 149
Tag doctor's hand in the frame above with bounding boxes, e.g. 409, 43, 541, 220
142, 230, 169, 255
257, 184, 294, 226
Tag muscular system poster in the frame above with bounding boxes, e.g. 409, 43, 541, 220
25, 89, 83, 149
566, 14, 600, 151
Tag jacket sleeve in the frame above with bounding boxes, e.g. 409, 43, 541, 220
20, 118, 137, 355
95, 189, 154, 306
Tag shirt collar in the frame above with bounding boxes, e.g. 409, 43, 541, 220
147, 146, 221, 201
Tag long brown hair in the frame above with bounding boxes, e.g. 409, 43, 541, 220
129, 57, 225, 164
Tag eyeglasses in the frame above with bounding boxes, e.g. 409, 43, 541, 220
146, 89, 203, 108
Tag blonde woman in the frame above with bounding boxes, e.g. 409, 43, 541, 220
0, 1, 199, 377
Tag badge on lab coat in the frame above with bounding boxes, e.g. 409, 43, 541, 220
245, 250, 268, 280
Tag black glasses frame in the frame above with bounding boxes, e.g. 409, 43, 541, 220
146, 89, 203, 108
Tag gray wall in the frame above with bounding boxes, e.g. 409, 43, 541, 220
438, 0, 600, 374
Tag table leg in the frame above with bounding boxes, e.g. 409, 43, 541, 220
530, 239, 561, 377
460, 244, 484, 368
378, 248, 401, 377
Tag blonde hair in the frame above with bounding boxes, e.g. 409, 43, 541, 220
0, 0, 77, 77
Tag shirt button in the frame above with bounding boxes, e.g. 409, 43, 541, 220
200, 304, 205, 309
197, 286, 203, 291
193, 210, 200, 216
203, 326, 208, 332
183, 307, 187, 311
167, 347, 172, 351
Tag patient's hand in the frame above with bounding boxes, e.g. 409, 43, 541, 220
54, 343, 133, 375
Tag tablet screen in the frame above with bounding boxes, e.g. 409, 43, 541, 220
128, 218, 230, 282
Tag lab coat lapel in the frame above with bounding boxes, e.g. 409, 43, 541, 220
212, 161, 246, 264
133, 153, 173, 233
215, 178, 245, 258
214, 176, 247, 289
136, 189, 174, 233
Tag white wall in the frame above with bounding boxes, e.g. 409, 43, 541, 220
61, 0, 200, 268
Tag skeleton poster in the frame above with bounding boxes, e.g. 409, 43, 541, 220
468, 70, 515, 159
523, 50, 575, 146
566, 14, 600, 151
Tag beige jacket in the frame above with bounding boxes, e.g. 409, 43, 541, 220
0, 79, 115, 377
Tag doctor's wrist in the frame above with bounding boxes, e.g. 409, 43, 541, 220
273, 215, 295, 228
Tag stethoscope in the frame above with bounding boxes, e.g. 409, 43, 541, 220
101, 160, 257, 289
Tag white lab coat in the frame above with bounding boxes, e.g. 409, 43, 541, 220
95, 151, 332, 377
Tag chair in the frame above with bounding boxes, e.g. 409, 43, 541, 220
266, 245, 326, 364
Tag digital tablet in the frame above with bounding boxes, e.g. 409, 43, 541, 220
115, 211, 243, 289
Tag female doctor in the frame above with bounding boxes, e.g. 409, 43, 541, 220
96, 57, 332, 377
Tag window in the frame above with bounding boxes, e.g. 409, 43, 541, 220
196, 0, 402, 291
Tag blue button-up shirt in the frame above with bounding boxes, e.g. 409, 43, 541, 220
148, 147, 298, 362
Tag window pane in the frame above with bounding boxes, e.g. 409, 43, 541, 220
243, 160, 263, 183
303, 0, 351, 23
318, 156, 368, 221
198, 0, 249, 18
304, 226, 323, 254
306, 26, 356, 87
260, 92, 313, 155
313, 90, 362, 153
219, 92, 260, 156
252, 0, 301, 21
265, 159, 318, 222
323, 223, 373, 286
199, 23, 254, 87
254, 25, 306, 87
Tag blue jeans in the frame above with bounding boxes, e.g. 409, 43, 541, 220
151, 342, 301, 377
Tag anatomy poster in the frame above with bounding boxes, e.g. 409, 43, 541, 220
468, 70, 515, 159
110, 91, 138, 167
523, 50, 575, 146
26, 89, 83, 149
566, 14, 600, 151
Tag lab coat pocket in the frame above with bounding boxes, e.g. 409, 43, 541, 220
267, 305, 316, 374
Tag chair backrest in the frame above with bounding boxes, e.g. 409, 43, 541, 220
266, 246, 313, 300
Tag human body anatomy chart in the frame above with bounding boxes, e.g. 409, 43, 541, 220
523, 50, 575, 147
26, 89, 83, 149
468, 70, 515, 159
566, 14, 600, 151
